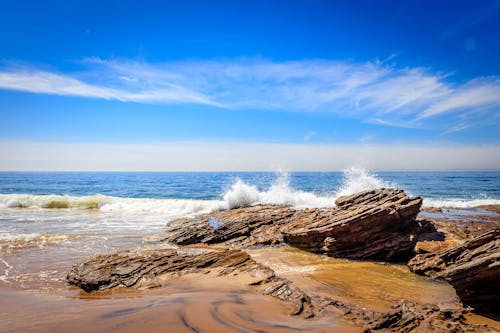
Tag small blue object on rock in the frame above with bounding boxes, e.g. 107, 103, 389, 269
208, 218, 223, 228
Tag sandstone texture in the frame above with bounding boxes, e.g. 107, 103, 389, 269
164, 204, 297, 247
165, 188, 423, 261
361, 301, 495, 333
66, 246, 493, 332
284, 189, 422, 261
408, 229, 499, 314
67, 247, 315, 317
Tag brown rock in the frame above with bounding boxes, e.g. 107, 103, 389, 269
408, 229, 500, 314
283, 188, 423, 261
164, 204, 297, 247
362, 301, 494, 332
67, 247, 315, 317
165, 188, 424, 262
66, 246, 495, 331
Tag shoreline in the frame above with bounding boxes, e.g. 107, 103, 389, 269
0, 195, 499, 332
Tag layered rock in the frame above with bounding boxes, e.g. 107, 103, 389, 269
408, 229, 500, 314
164, 204, 297, 247
165, 188, 423, 261
67, 247, 315, 317
283, 189, 423, 261
66, 246, 493, 332
360, 301, 494, 333
416, 207, 500, 254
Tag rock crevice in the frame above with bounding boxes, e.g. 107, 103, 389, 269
408, 228, 499, 314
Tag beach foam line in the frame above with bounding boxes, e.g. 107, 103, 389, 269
0, 193, 226, 215
0, 167, 389, 212
1, 168, 496, 212
0, 233, 78, 252
422, 198, 500, 209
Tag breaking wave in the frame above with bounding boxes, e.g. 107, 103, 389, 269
222, 167, 392, 209
0, 168, 497, 215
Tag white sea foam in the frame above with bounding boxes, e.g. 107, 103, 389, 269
333, 167, 393, 198
0, 193, 224, 217
221, 167, 392, 209
0, 233, 77, 251
0, 193, 110, 209
0, 168, 497, 216
99, 197, 224, 216
422, 198, 500, 208
222, 180, 260, 209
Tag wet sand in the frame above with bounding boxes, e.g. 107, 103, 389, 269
0, 275, 360, 333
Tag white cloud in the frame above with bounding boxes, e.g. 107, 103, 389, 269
0, 68, 220, 106
0, 140, 499, 171
419, 78, 500, 119
0, 58, 499, 130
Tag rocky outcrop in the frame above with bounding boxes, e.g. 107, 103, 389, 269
165, 188, 423, 261
164, 204, 297, 247
284, 189, 423, 261
67, 247, 315, 317
408, 229, 500, 314
361, 301, 494, 333
67, 247, 493, 332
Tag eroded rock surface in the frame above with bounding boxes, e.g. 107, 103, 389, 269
164, 204, 297, 247
361, 301, 494, 333
67, 247, 315, 317
408, 229, 500, 314
284, 189, 423, 261
67, 246, 494, 332
165, 188, 423, 261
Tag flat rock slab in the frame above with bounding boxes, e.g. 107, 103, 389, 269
164, 204, 298, 247
408, 229, 500, 314
165, 188, 423, 262
67, 247, 315, 317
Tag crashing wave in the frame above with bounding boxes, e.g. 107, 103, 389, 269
0, 168, 498, 213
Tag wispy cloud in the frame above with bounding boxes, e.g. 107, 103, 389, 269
418, 78, 500, 119
0, 67, 220, 106
0, 58, 499, 131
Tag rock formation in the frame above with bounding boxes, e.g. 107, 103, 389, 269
408, 228, 499, 314
66, 246, 493, 332
165, 188, 423, 261
283, 189, 423, 261
164, 204, 297, 247
67, 247, 315, 317
66, 191, 500, 332
361, 301, 494, 333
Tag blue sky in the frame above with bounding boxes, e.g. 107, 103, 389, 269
0, 0, 499, 170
